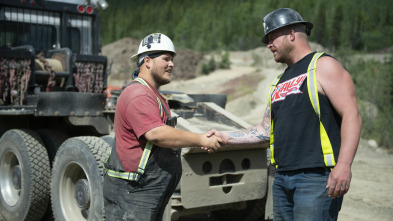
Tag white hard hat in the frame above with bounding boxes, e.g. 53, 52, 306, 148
130, 33, 176, 63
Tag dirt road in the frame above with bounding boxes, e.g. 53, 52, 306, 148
339, 139, 393, 221
161, 48, 393, 221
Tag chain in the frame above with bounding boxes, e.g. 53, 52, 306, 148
36, 52, 56, 92
9, 59, 16, 104
19, 59, 31, 105
0, 57, 30, 105
0, 58, 7, 104
94, 63, 104, 93
74, 62, 105, 93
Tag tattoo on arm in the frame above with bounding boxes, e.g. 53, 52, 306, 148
226, 105, 271, 146
223, 105, 272, 146
227, 124, 270, 146
262, 106, 271, 132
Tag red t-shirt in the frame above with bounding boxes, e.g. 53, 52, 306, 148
114, 79, 170, 172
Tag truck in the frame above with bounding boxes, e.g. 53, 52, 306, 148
0, 0, 273, 220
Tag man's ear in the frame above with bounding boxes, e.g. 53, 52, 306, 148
144, 56, 151, 69
289, 29, 296, 41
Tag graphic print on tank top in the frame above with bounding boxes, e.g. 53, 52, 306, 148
271, 73, 307, 104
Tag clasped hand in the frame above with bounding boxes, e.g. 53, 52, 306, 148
201, 130, 224, 153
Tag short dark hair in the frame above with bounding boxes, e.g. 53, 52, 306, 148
288, 23, 308, 34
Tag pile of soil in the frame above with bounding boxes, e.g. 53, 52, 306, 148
102, 37, 204, 87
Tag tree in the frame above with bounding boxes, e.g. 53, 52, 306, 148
331, 4, 343, 49
314, 3, 327, 46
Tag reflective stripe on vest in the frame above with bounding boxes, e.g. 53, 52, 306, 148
104, 78, 165, 181
268, 75, 282, 166
307, 53, 336, 167
268, 52, 336, 168
135, 78, 164, 118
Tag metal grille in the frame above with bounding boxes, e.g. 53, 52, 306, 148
0, 7, 59, 51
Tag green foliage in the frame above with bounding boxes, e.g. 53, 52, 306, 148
100, 0, 265, 52
201, 55, 216, 75
349, 54, 393, 149
331, 4, 343, 49
201, 64, 210, 75
99, 0, 392, 53
201, 51, 231, 75
314, 3, 327, 46
219, 51, 231, 69
201, 52, 230, 75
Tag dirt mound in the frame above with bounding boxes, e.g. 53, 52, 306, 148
102, 37, 204, 86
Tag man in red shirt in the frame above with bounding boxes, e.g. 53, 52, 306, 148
103, 33, 222, 221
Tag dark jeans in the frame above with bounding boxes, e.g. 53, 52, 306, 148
103, 147, 182, 221
273, 168, 343, 221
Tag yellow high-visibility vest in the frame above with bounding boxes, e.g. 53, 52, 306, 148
104, 78, 166, 181
268, 52, 336, 168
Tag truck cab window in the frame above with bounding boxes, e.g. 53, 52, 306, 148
67, 27, 81, 54
0, 21, 56, 53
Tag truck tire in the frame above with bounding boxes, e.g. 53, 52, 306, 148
101, 135, 115, 149
51, 136, 110, 221
37, 129, 69, 167
0, 129, 51, 221
212, 199, 266, 221
37, 129, 69, 221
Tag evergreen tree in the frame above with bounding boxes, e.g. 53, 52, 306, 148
331, 4, 343, 50
99, 0, 392, 53
314, 4, 326, 46
350, 10, 364, 50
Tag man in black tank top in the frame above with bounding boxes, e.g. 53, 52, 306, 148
205, 8, 362, 221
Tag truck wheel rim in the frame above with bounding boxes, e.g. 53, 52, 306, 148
59, 161, 91, 220
0, 151, 21, 206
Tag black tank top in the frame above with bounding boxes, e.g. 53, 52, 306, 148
271, 52, 342, 172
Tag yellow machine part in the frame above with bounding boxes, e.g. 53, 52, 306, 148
35, 57, 65, 72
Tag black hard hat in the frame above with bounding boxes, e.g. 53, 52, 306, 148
261, 8, 313, 44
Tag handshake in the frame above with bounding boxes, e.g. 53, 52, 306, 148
200, 129, 226, 153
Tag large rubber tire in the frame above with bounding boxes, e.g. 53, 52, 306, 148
51, 136, 111, 221
37, 129, 69, 167
212, 199, 266, 221
37, 129, 69, 221
100, 134, 115, 150
0, 129, 51, 221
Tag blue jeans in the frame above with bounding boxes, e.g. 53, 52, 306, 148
273, 168, 343, 221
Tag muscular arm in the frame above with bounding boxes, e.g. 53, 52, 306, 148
145, 125, 222, 150
317, 56, 362, 197
216, 105, 271, 147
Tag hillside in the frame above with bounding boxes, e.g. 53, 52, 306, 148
102, 38, 393, 221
